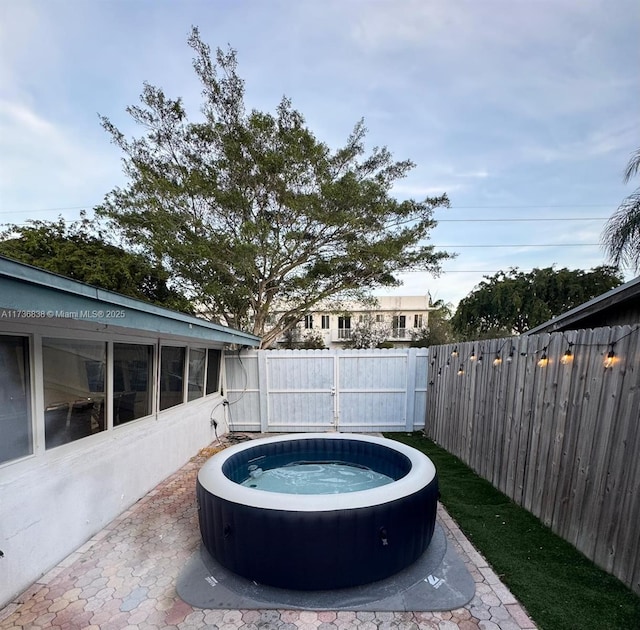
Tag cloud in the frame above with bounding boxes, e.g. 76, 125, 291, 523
518, 118, 640, 166
392, 183, 460, 198
0, 1, 53, 88
344, 0, 637, 129
0, 99, 121, 219
456, 170, 489, 179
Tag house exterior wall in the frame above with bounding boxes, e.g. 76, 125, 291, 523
0, 318, 232, 608
273, 295, 432, 348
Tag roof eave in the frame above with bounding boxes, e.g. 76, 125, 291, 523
0, 256, 261, 346
525, 275, 640, 335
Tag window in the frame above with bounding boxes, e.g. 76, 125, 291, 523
414, 314, 424, 328
304, 315, 313, 329
392, 315, 406, 338
0, 335, 32, 465
113, 343, 153, 425
376, 314, 384, 323
338, 316, 352, 339
159, 346, 185, 410
321, 315, 330, 329
188, 348, 206, 402
206, 349, 222, 395
42, 338, 106, 449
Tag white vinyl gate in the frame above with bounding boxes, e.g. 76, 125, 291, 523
223, 348, 428, 433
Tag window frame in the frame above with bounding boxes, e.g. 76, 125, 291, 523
112, 341, 155, 427
205, 348, 223, 396
158, 343, 187, 412
0, 333, 34, 467
41, 336, 108, 450
187, 347, 207, 402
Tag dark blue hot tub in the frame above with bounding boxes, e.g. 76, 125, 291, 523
197, 433, 438, 590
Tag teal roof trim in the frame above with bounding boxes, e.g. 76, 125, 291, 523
0, 256, 261, 346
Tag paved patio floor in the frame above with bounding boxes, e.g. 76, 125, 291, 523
0, 434, 537, 629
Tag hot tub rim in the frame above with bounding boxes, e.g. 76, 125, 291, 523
197, 432, 436, 512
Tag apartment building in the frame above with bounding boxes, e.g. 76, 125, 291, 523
275, 295, 432, 348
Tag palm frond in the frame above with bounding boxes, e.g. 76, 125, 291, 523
601, 191, 640, 271
624, 148, 640, 183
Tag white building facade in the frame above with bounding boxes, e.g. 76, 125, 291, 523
274, 295, 433, 349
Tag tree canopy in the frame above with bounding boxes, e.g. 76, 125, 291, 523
410, 298, 454, 347
0, 216, 193, 312
97, 27, 451, 347
601, 147, 640, 272
345, 315, 391, 349
451, 266, 623, 340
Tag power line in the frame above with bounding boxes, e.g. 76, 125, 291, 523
0, 202, 614, 216
0, 217, 611, 230
0, 206, 92, 215
435, 217, 608, 222
437, 244, 599, 248
443, 204, 611, 209
403, 269, 605, 274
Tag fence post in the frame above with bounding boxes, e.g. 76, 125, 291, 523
257, 351, 269, 433
405, 348, 417, 431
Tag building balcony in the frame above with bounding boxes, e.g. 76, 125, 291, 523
330, 328, 409, 343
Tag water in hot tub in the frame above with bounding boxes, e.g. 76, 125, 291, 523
240, 461, 394, 494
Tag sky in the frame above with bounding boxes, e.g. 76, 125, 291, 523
1, 0, 639, 308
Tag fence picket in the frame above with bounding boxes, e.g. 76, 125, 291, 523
225, 347, 429, 433
425, 325, 640, 595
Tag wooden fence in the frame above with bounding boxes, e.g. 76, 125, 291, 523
426, 325, 640, 594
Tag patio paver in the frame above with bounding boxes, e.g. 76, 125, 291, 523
0, 434, 537, 629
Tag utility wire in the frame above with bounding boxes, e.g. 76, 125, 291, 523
436, 244, 599, 248
435, 217, 608, 222
0, 209, 91, 214
441, 204, 611, 209
0, 203, 612, 216
401, 268, 610, 273
1, 217, 611, 230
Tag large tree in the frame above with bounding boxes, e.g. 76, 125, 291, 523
602, 147, 640, 271
451, 266, 623, 340
0, 216, 193, 312
97, 28, 451, 347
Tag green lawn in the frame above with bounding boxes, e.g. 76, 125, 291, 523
385, 432, 640, 630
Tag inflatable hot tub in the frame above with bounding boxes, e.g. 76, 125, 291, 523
196, 433, 438, 590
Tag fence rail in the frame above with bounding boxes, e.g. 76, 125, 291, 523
426, 326, 640, 594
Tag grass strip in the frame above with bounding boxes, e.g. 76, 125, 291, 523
385, 431, 640, 630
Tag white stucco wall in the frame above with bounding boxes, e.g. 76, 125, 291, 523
0, 395, 227, 608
